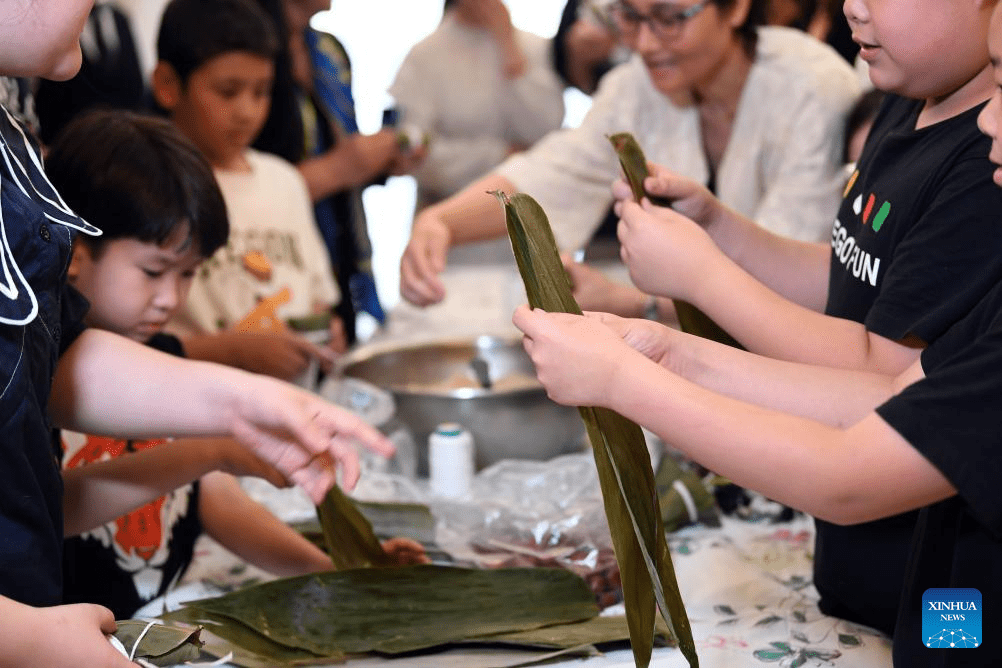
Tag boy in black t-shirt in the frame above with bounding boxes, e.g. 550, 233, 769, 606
511, 5, 1002, 665
603, 0, 1002, 635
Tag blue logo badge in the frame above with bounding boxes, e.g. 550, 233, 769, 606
923, 588, 982, 649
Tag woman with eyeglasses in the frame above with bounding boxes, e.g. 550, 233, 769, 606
399, 0, 861, 310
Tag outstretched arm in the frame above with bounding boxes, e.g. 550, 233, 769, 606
50, 329, 394, 503
399, 172, 516, 306
62, 437, 290, 536
198, 472, 333, 577
616, 197, 922, 374
513, 306, 953, 524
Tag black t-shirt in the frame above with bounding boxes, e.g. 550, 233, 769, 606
875, 284, 1002, 666
0, 108, 97, 608
61, 333, 203, 619
815, 95, 1002, 635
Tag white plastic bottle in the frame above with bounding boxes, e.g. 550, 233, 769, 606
428, 422, 475, 498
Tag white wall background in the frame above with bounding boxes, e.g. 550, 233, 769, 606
119, 0, 589, 312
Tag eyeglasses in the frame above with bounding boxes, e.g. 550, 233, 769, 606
610, 0, 711, 41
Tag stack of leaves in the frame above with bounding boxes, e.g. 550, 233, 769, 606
497, 190, 698, 668
609, 132, 742, 350
161, 565, 674, 667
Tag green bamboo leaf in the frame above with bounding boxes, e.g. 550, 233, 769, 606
497, 191, 698, 668
112, 620, 203, 666
607, 132, 743, 350
178, 565, 598, 656
315, 483, 394, 569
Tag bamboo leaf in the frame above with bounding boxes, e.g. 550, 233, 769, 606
497, 191, 698, 667
315, 483, 395, 569
112, 620, 204, 666
176, 565, 599, 656
607, 132, 743, 349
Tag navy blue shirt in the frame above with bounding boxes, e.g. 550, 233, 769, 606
0, 107, 99, 607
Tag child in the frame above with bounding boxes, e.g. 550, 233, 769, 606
152, 0, 346, 383
46, 109, 344, 618
512, 11, 1002, 661
607, 0, 1001, 635
0, 3, 392, 665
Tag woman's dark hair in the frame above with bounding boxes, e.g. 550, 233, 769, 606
717, 0, 768, 57
157, 0, 281, 84
45, 109, 229, 258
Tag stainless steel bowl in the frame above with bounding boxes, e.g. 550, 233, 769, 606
339, 335, 586, 474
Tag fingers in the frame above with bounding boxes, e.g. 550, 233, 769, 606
400, 246, 447, 306
91, 604, 117, 635
611, 177, 635, 202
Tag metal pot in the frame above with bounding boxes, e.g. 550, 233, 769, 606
338, 335, 586, 475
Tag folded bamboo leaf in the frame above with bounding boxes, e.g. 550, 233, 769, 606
160, 608, 336, 667
497, 191, 698, 668
112, 620, 203, 666
608, 132, 743, 349
315, 483, 394, 569
654, 455, 720, 531
177, 565, 599, 656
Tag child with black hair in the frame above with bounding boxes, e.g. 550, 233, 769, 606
513, 11, 1002, 661
46, 109, 352, 619
603, 0, 1001, 636
0, 2, 392, 665
153, 0, 347, 383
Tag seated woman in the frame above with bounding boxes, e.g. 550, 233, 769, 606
399, 0, 861, 308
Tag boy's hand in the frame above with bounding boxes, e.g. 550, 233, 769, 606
399, 212, 450, 306
381, 537, 430, 566
513, 305, 636, 407
611, 162, 721, 231
227, 377, 394, 502
15, 603, 134, 668
233, 331, 337, 381
617, 199, 719, 303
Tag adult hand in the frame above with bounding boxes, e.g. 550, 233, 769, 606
513, 304, 637, 407
456, 0, 526, 78
616, 199, 720, 302
399, 211, 450, 306
562, 253, 648, 317
342, 130, 399, 184
388, 140, 428, 176
226, 377, 394, 502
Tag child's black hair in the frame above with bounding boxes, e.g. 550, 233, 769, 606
157, 0, 281, 85
45, 109, 229, 258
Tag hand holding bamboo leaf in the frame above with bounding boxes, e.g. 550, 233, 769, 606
499, 191, 698, 668
608, 133, 742, 349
